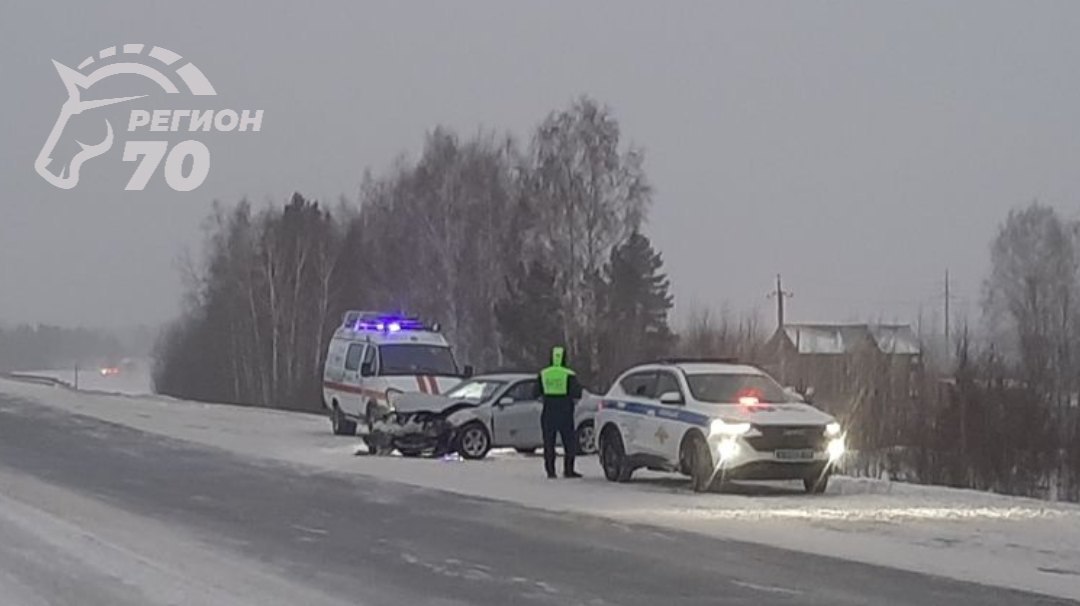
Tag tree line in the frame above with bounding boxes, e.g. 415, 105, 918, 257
841, 202, 1080, 502
154, 97, 675, 410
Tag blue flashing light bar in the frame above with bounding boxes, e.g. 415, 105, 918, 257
342, 311, 435, 333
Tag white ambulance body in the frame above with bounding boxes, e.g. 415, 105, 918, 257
321, 311, 467, 435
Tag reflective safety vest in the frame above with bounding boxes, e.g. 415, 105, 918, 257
540, 365, 574, 397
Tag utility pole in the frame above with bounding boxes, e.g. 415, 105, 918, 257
767, 273, 794, 329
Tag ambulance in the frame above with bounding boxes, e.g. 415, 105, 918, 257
321, 311, 470, 436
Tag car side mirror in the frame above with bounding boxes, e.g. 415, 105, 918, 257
498, 396, 513, 406
462, 365, 474, 379
360, 362, 374, 377
658, 391, 684, 405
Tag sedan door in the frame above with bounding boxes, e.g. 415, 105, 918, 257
491, 380, 543, 448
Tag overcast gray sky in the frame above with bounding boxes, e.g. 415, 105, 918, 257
3, 1, 1079, 331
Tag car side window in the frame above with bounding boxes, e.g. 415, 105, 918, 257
654, 372, 682, 402
345, 344, 363, 371
619, 371, 657, 399
506, 380, 539, 402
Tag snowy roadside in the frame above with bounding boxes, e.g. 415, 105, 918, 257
2, 377, 1079, 601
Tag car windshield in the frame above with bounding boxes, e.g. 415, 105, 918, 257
685, 373, 793, 404
444, 379, 506, 401
379, 344, 459, 376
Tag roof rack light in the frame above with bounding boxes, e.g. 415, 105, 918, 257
340, 310, 438, 333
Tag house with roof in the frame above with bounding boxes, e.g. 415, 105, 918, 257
762, 323, 923, 415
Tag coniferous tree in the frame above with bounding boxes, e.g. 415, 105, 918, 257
494, 260, 564, 370
597, 230, 674, 386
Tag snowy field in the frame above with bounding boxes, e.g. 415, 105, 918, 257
2, 374, 1079, 601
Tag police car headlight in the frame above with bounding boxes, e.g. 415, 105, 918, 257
825, 422, 842, 437
717, 437, 740, 461
710, 419, 751, 437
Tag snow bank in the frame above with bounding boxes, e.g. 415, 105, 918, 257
2, 377, 1079, 601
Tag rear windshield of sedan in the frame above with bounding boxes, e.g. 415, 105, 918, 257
685, 373, 792, 404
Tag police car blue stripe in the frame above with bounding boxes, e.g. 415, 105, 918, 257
601, 399, 711, 428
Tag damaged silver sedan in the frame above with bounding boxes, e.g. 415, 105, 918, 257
362, 373, 597, 459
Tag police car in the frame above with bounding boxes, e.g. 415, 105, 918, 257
321, 311, 471, 436
593, 359, 845, 493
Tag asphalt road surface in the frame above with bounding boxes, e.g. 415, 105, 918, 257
0, 394, 1071, 606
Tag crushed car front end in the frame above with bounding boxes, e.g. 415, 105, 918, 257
364, 392, 473, 456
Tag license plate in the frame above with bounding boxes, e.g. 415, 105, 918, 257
775, 449, 814, 461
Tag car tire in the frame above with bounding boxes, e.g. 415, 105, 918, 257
575, 421, 597, 455
331, 403, 356, 436
599, 427, 632, 483
687, 434, 715, 493
514, 447, 537, 455
457, 423, 491, 460
804, 471, 830, 494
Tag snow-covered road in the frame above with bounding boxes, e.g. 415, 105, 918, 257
0, 466, 350, 606
2, 376, 1078, 602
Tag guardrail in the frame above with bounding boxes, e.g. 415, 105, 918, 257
1, 372, 71, 387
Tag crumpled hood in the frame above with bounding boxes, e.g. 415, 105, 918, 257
716, 402, 836, 426
392, 392, 472, 414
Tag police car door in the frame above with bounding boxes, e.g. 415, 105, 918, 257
650, 371, 687, 461
615, 371, 658, 455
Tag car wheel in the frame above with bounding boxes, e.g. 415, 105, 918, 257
599, 428, 632, 483
514, 447, 537, 455
457, 423, 491, 460
331, 403, 356, 436
687, 434, 715, 493
804, 471, 830, 494
575, 421, 596, 455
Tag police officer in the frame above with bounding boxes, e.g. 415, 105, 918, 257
538, 346, 583, 479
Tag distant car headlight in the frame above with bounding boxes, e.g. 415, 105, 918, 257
710, 418, 752, 437
825, 422, 842, 437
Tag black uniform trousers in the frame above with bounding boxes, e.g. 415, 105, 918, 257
541, 401, 576, 476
